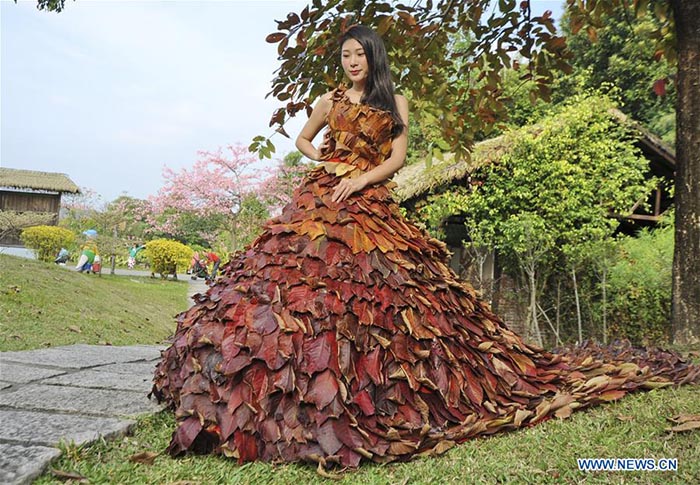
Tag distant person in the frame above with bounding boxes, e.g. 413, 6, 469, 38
127, 243, 145, 269
54, 248, 70, 265
204, 251, 220, 282
188, 252, 209, 281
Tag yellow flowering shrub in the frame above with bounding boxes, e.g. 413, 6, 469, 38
144, 239, 193, 278
20, 225, 75, 262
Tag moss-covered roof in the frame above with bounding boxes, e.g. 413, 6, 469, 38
0, 168, 80, 194
390, 108, 675, 204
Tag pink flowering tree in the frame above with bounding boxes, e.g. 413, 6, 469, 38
146, 144, 273, 251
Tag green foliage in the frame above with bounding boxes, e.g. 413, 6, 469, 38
144, 239, 193, 278
607, 223, 674, 344
223, 193, 270, 253
410, 92, 659, 343
415, 186, 470, 239
416, 93, 653, 265
562, 3, 676, 141
462, 93, 654, 272
20, 225, 75, 262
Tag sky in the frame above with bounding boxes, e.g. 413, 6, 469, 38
1, 0, 564, 204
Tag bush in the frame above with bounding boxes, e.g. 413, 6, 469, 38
144, 239, 192, 279
20, 225, 76, 262
607, 224, 673, 344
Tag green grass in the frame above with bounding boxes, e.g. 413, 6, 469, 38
0, 254, 188, 351
34, 386, 699, 484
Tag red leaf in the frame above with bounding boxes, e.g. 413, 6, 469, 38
272, 364, 295, 393
255, 330, 281, 369
653, 78, 667, 96
305, 369, 339, 409
332, 414, 365, 448
170, 416, 202, 454
266, 32, 286, 43
233, 431, 259, 463
301, 331, 334, 375
317, 419, 343, 454
356, 346, 383, 386
352, 389, 376, 415
249, 305, 278, 335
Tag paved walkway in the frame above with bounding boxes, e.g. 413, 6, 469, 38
0, 277, 210, 484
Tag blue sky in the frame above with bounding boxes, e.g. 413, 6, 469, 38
1, 0, 564, 203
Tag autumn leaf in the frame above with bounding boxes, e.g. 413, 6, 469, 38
666, 421, 700, 433
129, 451, 159, 465
265, 32, 286, 43
50, 468, 88, 482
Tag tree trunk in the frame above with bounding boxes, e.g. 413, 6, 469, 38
556, 279, 561, 341
671, 1, 700, 345
602, 267, 608, 344
528, 268, 543, 347
572, 268, 583, 343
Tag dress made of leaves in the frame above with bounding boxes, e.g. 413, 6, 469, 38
151, 88, 699, 468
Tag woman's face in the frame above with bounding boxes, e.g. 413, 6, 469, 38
341, 38, 368, 85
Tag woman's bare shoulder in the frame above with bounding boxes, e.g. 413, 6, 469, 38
394, 93, 408, 107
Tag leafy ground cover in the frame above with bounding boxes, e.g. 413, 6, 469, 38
0, 254, 188, 351
36, 385, 699, 484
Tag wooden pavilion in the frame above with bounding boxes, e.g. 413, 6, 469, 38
0, 167, 80, 246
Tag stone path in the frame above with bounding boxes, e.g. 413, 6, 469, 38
0, 276, 211, 484
0, 344, 165, 485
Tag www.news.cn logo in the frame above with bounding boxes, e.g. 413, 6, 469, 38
577, 458, 678, 472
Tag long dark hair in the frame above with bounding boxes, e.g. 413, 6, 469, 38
340, 25, 405, 138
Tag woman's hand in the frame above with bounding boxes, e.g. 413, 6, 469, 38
331, 175, 368, 203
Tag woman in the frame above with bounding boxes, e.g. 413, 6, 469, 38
152, 25, 698, 469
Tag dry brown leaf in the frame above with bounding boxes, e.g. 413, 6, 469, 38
432, 439, 456, 455
667, 421, 700, 433
514, 409, 533, 426
668, 414, 700, 424
477, 342, 493, 351
50, 468, 88, 482
616, 415, 635, 422
68, 325, 81, 333
129, 450, 159, 465
554, 404, 573, 419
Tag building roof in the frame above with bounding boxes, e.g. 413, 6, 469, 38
391, 108, 675, 204
0, 167, 81, 194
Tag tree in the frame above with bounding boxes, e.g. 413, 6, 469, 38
565, 0, 699, 346
22, 0, 69, 12
560, 4, 676, 143
416, 93, 655, 344
145, 144, 264, 250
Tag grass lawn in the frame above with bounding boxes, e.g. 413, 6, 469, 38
0, 254, 188, 351
34, 385, 699, 484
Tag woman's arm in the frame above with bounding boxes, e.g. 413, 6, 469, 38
295, 92, 333, 161
331, 94, 409, 203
